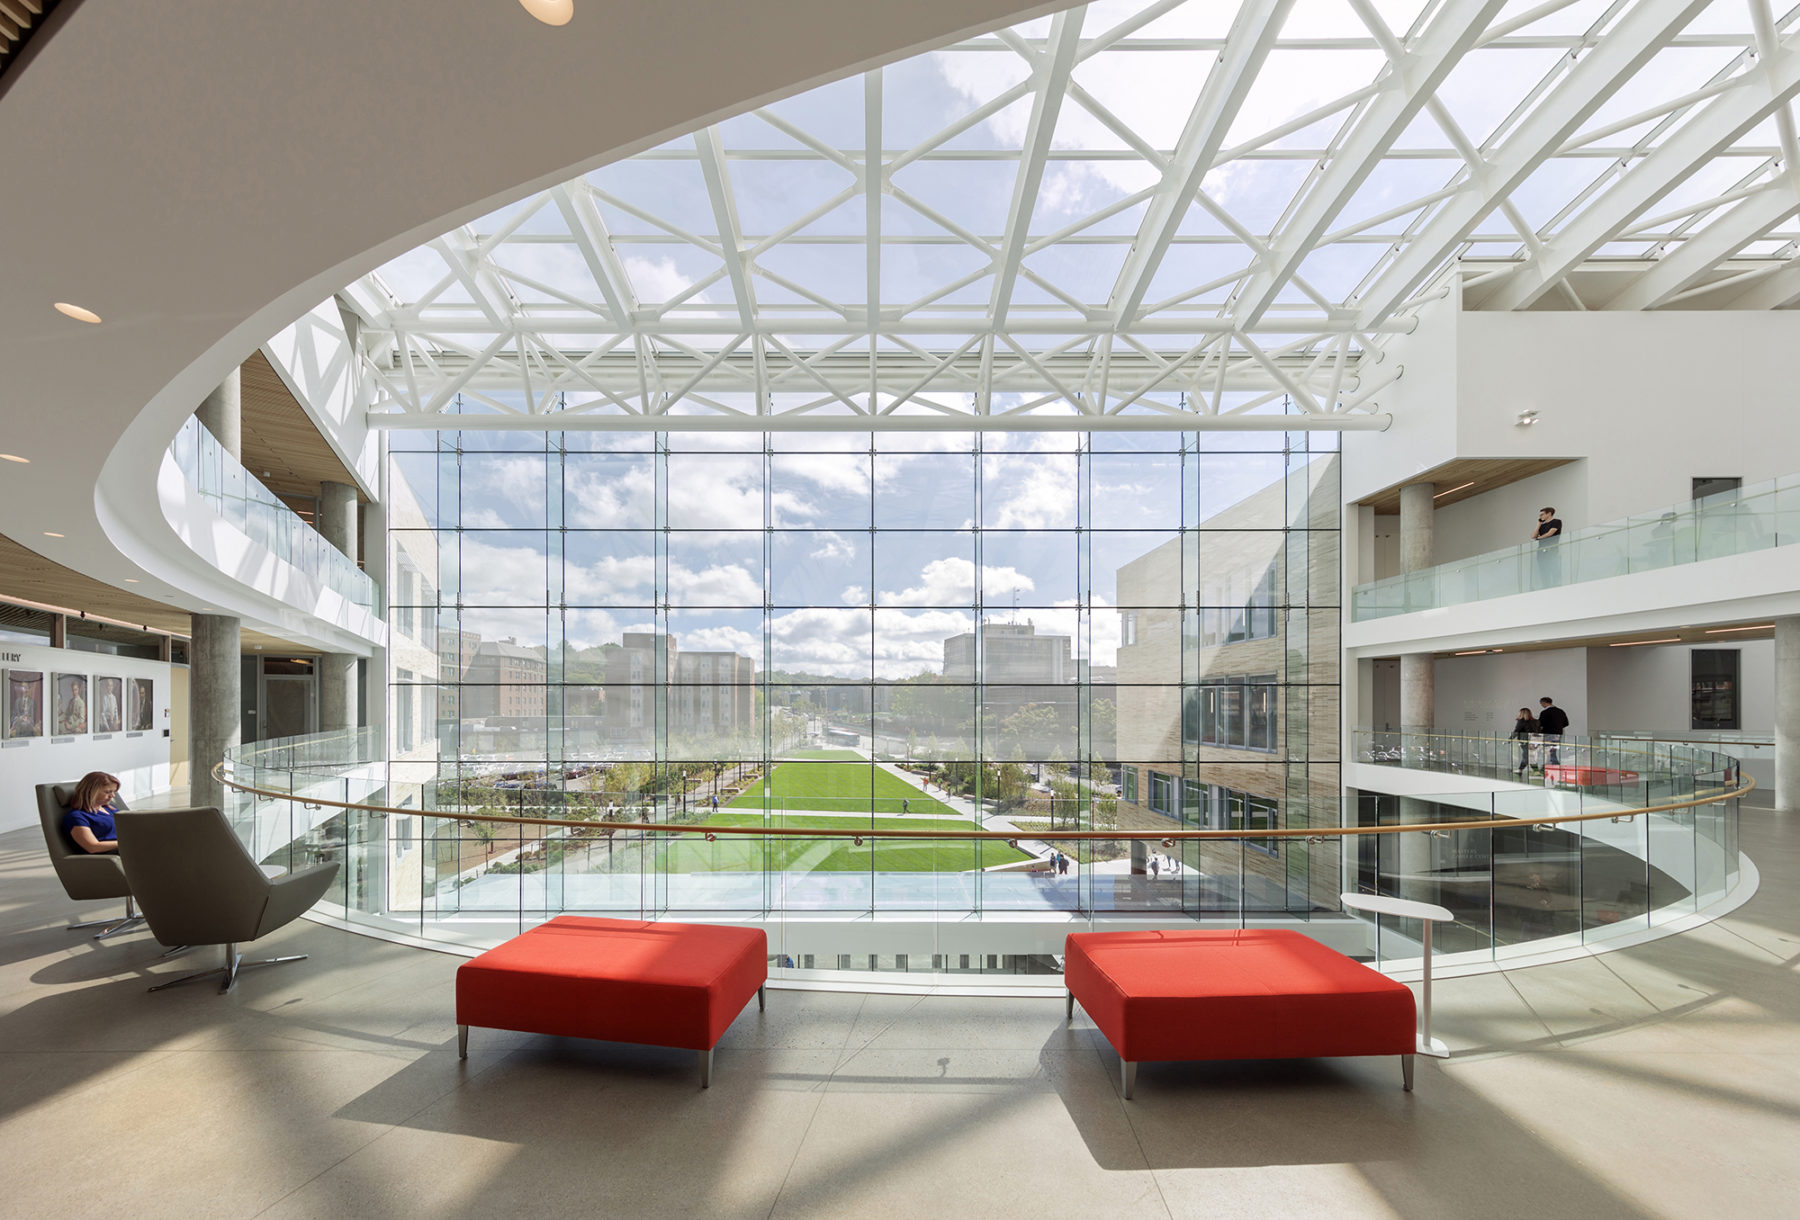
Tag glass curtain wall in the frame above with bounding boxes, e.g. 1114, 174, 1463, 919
383, 428, 1339, 923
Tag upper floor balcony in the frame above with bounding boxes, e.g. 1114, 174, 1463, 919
1353, 471, 1800, 626
1352, 474, 1800, 624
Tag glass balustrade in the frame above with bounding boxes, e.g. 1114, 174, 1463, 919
168, 415, 380, 614
221, 727, 1747, 977
1351, 471, 1800, 620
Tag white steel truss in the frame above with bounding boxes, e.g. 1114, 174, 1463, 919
347, 0, 1800, 429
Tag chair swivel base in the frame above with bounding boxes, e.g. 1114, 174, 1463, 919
147, 942, 308, 994
69, 898, 146, 941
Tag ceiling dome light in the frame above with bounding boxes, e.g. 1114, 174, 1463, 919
518, 0, 573, 25
0, 453, 28, 463
54, 302, 103, 324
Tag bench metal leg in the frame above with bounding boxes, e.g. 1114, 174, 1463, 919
758, 984, 765, 1012
1121, 1059, 1137, 1100
1066, 991, 1074, 1023
700, 1048, 714, 1089
1402, 1054, 1415, 1092
459, 1024, 469, 1060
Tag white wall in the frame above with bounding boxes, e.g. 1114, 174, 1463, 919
1586, 639, 1774, 733
1342, 288, 1461, 504
1431, 649, 1588, 738
1454, 311, 1800, 522
1, 642, 175, 833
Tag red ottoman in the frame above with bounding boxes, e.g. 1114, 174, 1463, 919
457, 916, 767, 1086
1065, 929, 1417, 1097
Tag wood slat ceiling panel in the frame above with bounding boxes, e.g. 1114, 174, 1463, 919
0, 533, 314, 653
240, 351, 362, 505
1360, 458, 1575, 514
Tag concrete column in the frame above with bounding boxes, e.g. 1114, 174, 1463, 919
1398, 482, 1435, 573
1777, 615, 1800, 812
318, 480, 358, 564
317, 480, 360, 733
190, 613, 241, 810
1400, 653, 1435, 737
197, 368, 242, 460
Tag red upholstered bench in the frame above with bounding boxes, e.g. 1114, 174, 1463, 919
457, 916, 767, 1087
1064, 929, 1417, 1098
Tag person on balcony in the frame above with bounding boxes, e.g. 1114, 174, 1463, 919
1537, 697, 1570, 767
61, 770, 123, 854
1510, 708, 1539, 776
1531, 506, 1563, 587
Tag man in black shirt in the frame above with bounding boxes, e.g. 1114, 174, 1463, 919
1538, 697, 1569, 766
1532, 507, 1563, 587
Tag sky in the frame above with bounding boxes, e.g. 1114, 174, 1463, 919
388, 432, 1333, 678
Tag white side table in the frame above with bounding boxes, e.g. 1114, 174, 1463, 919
1342, 892, 1455, 1058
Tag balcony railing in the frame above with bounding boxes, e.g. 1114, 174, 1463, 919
1351, 472, 1800, 620
169, 416, 380, 614
218, 727, 1751, 980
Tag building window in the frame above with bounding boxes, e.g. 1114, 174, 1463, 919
1148, 770, 1174, 815
1190, 674, 1277, 751
1197, 783, 1279, 857
1197, 560, 1278, 646
1122, 767, 1137, 806
1122, 611, 1138, 646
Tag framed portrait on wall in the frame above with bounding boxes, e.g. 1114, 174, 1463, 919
127, 677, 155, 732
95, 676, 124, 734
54, 673, 89, 736
4, 669, 45, 740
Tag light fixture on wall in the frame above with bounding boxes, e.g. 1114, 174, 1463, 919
1516, 409, 1539, 427
518, 0, 573, 25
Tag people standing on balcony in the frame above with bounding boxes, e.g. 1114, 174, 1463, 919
1537, 697, 1570, 767
1531, 506, 1563, 586
1510, 707, 1539, 776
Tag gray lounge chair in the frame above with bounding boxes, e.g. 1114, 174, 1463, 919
114, 806, 340, 994
36, 782, 144, 939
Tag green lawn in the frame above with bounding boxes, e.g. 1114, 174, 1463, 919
662, 811, 1034, 873
729, 760, 959, 817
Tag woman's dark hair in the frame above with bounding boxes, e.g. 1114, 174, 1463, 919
1517, 708, 1533, 717
72, 771, 121, 812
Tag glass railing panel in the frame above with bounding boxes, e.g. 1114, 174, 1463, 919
1646, 807, 1699, 925
1579, 805, 1651, 944
168, 416, 379, 614
1353, 469, 1800, 619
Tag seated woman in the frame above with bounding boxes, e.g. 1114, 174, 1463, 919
62, 770, 123, 854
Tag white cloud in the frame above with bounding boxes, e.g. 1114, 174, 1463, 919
669, 562, 762, 605
981, 449, 1078, 528
623, 255, 703, 304
810, 531, 858, 560
877, 557, 1034, 606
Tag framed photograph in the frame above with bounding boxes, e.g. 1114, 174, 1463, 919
54, 673, 89, 736
95, 676, 124, 733
4, 669, 45, 740
127, 677, 155, 732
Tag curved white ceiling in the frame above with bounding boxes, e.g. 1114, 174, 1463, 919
0, 0, 1057, 641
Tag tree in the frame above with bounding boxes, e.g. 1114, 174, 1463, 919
1090, 698, 1117, 758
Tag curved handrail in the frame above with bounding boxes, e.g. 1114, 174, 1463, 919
214, 763, 1754, 841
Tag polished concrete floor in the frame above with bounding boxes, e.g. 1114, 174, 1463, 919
2, 810, 1795, 1220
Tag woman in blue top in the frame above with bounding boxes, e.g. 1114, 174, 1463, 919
61, 770, 123, 854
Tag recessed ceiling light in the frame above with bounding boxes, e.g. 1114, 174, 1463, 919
1609, 637, 1682, 647
123, 578, 140, 584
43, 531, 64, 538
1433, 481, 1476, 498
53, 302, 102, 324
518, 0, 573, 25
0, 453, 28, 464
1705, 623, 1773, 634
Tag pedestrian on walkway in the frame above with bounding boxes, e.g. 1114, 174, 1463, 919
1510, 707, 1539, 776
1537, 697, 1569, 766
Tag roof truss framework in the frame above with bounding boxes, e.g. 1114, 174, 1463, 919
347, 0, 1800, 429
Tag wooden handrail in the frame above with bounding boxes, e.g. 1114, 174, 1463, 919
213, 764, 1755, 842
